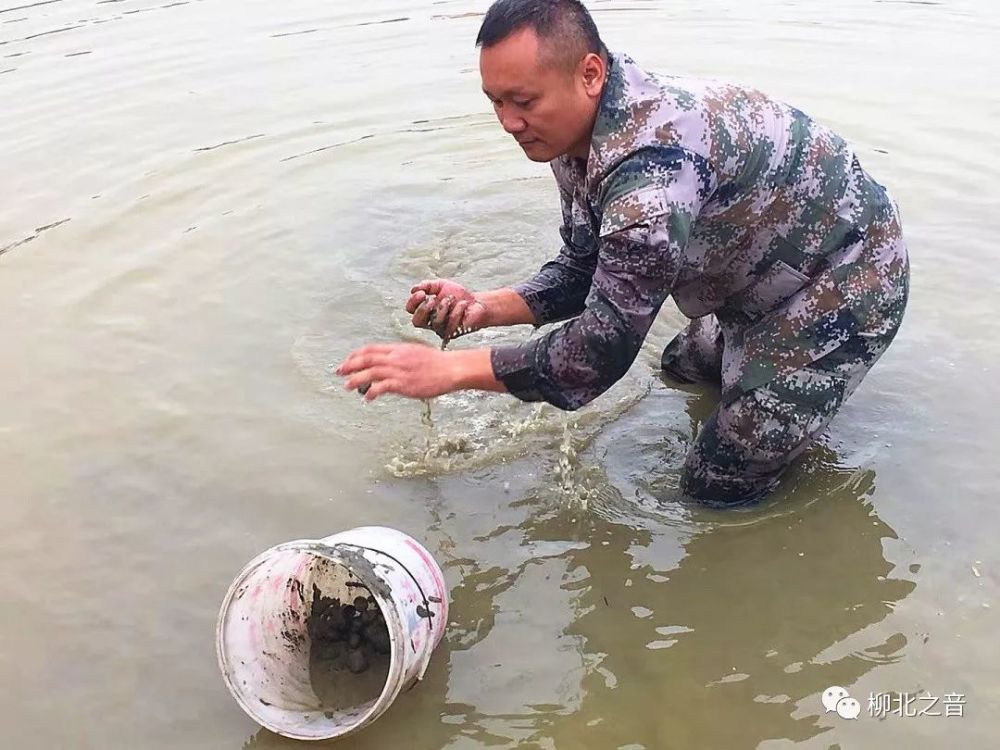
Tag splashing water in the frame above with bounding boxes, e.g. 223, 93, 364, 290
385, 378, 653, 493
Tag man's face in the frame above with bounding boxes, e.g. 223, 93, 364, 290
479, 27, 599, 162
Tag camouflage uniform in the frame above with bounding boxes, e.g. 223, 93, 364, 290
490, 52, 909, 505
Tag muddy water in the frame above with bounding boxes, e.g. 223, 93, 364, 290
2, 0, 998, 748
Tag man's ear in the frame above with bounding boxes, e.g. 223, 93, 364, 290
580, 52, 605, 96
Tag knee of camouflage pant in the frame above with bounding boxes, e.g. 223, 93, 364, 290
660, 315, 724, 385
679, 410, 787, 506
679, 384, 830, 507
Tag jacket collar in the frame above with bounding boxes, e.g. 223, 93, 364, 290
585, 50, 650, 193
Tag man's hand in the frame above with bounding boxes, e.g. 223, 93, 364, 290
406, 279, 489, 342
337, 343, 460, 401
336, 344, 506, 401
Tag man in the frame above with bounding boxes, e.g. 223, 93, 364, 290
337, 0, 909, 506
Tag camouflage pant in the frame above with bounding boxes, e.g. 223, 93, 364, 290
661, 276, 908, 506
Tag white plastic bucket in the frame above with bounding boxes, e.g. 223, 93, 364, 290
216, 526, 448, 741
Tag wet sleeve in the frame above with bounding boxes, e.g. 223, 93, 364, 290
491, 147, 715, 410
510, 180, 598, 325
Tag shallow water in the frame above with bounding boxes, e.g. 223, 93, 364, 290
2, 0, 999, 747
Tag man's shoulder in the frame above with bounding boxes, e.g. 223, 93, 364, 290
611, 52, 727, 110
617, 51, 779, 97
597, 54, 724, 159
596, 53, 805, 181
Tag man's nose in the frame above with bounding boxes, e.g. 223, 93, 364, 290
498, 110, 527, 135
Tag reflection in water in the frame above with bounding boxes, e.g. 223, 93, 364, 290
243, 433, 914, 748
531, 460, 913, 748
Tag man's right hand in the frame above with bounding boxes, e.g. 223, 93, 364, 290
406, 279, 490, 342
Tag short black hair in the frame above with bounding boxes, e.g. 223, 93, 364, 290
476, 0, 606, 70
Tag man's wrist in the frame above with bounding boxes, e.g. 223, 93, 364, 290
469, 293, 494, 328
473, 288, 535, 327
472, 291, 498, 327
446, 348, 507, 393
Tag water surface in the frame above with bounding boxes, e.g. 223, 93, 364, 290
2, 0, 998, 747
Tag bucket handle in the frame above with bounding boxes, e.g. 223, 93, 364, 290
336, 543, 441, 682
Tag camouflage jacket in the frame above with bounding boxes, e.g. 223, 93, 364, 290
490, 52, 909, 410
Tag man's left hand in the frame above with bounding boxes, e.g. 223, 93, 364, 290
336, 343, 459, 402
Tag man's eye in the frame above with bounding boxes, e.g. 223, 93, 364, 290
513, 99, 535, 108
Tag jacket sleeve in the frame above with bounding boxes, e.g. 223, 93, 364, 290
491, 147, 715, 410
510, 175, 598, 325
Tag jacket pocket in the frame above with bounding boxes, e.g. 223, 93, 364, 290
733, 259, 811, 317
598, 185, 671, 237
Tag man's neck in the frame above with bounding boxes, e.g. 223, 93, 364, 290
567, 139, 590, 161
567, 112, 599, 161
566, 65, 608, 161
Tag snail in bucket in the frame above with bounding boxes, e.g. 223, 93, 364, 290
308, 588, 392, 674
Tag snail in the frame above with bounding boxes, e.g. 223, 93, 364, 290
424, 295, 479, 350
367, 626, 391, 655
345, 648, 369, 674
